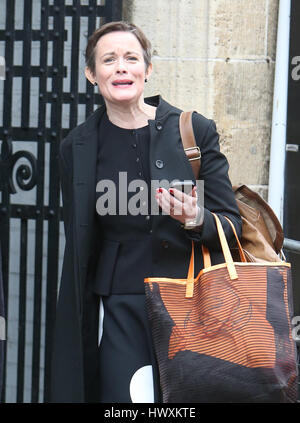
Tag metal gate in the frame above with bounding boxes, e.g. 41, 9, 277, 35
0, 0, 122, 403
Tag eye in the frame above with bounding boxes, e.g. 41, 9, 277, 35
127, 56, 138, 61
103, 57, 114, 63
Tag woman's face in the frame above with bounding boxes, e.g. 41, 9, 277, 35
86, 31, 152, 106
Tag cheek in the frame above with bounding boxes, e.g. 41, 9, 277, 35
95, 66, 111, 81
132, 64, 147, 79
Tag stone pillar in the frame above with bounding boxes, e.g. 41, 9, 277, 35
123, 0, 279, 197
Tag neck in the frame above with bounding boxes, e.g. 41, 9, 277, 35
105, 96, 156, 129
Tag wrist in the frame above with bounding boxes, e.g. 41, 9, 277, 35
183, 206, 204, 230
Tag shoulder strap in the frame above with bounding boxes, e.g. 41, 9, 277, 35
179, 111, 201, 179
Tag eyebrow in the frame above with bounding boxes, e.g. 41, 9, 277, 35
101, 50, 141, 58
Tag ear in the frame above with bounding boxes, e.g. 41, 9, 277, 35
145, 63, 153, 81
85, 67, 96, 85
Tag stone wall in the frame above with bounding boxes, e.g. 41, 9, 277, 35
123, 0, 279, 198
0, 0, 280, 402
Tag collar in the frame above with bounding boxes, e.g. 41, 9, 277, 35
74, 94, 180, 139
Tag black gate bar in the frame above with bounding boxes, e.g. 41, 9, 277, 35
0, 0, 123, 403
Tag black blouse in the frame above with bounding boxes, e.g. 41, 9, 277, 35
95, 112, 154, 294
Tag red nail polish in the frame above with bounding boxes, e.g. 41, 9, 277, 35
169, 189, 174, 194
158, 188, 163, 193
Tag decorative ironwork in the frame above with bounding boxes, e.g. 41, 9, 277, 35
0, 0, 123, 403
0, 138, 37, 193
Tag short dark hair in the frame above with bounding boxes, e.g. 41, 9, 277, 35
85, 21, 152, 75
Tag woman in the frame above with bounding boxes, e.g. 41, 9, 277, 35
50, 21, 242, 403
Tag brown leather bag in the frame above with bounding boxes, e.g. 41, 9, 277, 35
179, 111, 284, 262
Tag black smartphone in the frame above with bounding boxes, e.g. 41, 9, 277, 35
170, 180, 194, 194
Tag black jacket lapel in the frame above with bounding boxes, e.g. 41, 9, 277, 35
72, 107, 105, 311
146, 95, 195, 183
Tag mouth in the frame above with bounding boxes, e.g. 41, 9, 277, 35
112, 80, 134, 86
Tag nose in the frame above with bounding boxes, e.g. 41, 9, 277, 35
115, 57, 128, 74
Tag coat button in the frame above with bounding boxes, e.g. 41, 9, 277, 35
162, 240, 169, 248
155, 159, 164, 169
155, 121, 163, 130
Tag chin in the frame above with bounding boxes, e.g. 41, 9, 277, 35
111, 92, 142, 103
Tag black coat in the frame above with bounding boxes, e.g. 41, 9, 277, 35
50, 95, 242, 403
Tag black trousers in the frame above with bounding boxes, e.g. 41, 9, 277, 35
98, 294, 161, 403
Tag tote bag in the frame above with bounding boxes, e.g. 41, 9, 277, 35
179, 111, 285, 264
144, 214, 298, 403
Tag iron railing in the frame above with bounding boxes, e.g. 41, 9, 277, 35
0, 0, 122, 403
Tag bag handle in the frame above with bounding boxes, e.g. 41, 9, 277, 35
202, 245, 211, 268
211, 214, 238, 280
186, 240, 195, 297
201, 215, 246, 269
185, 214, 240, 298
224, 216, 247, 262
185, 243, 212, 297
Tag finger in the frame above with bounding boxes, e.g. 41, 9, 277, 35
191, 185, 198, 198
157, 189, 183, 217
164, 192, 193, 219
155, 190, 165, 210
170, 188, 196, 212
165, 190, 186, 216
170, 186, 196, 203
169, 187, 184, 202
160, 191, 180, 215
155, 188, 171, 214
156, 188, 197, 220
180, 191, 197, 219
190, 186, 198, 209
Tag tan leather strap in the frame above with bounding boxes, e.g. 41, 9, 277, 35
186, 240, 195, 298
224, 216, 247, 262
186, 243, 211, 297
185, 216, 240, 297
187, 240, 194, 280
180, 114, 239, 285
179, 110, 202, 294
202, 245, 211, 268
179, 111, 201, 179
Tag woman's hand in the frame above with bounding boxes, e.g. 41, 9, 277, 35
155, 186, 201, 226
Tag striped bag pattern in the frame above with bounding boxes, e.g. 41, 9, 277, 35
144, 214, 298, 403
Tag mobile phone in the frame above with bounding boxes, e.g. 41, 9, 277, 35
170, 180, 195, 194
